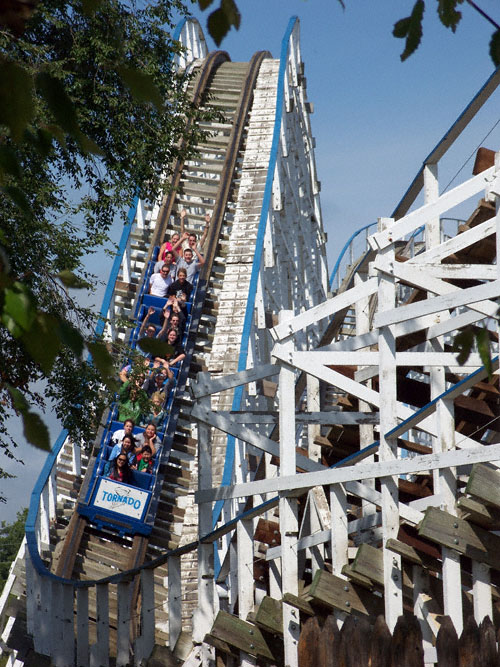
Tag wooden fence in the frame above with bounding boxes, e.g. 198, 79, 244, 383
297, 613, 498, 667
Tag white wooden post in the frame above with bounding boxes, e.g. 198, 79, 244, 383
48, 466, 57, 521
377, 217, 403, 629
355, 272, 376, 538
92, 583, 109, 667
278, 310, 300, 666
139, 568, 155, 663
76, 587, 89, 667
237, 517, 256, 666
52, 583, 74, 667
193, 383, 215, 643
37, 574, 52, 656
330, 484, 348, 576
24, 553, 37, 637
440, 398, 464, 633
424, 166, 465, 632
136, 199, 145, 230
116, 581, 131, 667
168, 555, 182, 649
122, 242, 131, 284
71, 440, 82, 477
39, 485, 50, 549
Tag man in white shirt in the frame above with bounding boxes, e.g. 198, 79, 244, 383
149, 264, 172, 297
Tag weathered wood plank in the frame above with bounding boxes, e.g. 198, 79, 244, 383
390, 615, 424, 667
282, 592, 315, 617
308, 569, 384, 618
318, 614, 340, 667
478, 616, 497, 667
459, 615, 481, 667
208, 610, 275, 660
297, 616, 321, 667
340, 614, 371, 667
466, 464, 500, 510
436, 615, 459, 667
457, 496, 500, 530
253, 596, 282, 635
369, 615, 392, 667
418, 507, 500, 570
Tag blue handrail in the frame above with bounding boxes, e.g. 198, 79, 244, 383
329, 221, 377, 289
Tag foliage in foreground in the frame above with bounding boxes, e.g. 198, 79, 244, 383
0, 509, 27, 589
0, 0, 213, 497
197, 0, 500, 66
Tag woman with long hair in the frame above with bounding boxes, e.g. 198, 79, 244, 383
105, 453, 133, 484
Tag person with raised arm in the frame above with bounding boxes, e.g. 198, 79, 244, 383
179, 208, 210, 253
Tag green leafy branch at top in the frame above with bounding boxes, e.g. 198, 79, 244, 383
197, 0, 240, 46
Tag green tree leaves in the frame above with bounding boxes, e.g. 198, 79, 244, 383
0, 57, 34, 142
490, 29, 500, 66
6, 385, 50, 451
393, 0, 425, 61
0, 0, 214, 494
198, 0, 241, 46
453, 324, 495, 379
117, 66, 164, 111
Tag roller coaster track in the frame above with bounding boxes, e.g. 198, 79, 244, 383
11, 13, 500, 667
16, 48, 274, 654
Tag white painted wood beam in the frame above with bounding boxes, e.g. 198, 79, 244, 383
190, 364, 279, 398
195, 441, 500, 504
270, 277, 378, 341
369, 167, 494, 250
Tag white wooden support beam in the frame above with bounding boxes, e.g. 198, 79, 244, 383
196, 439, 500, 504
138, 569, 155, 665
409, 215, 496, 266
374, 279, 500, 329
193, 384, 215, 644
24, 551, 36, 637
76, 587, 89, 667
279, 311, 300, 667
60, 584, 74, 667
48, 466, 57, 521
374, 256, 499, 320
283, 350, 484, 367
270, 277, 377, 341
272, 343, 440, 440
306, 375, 321, 462
377, 219, 403, 629
51, 581, 62, 664
168, 555, 182, 650
423, 162, 440, 247
355, 272, 376, 534
93, 583, 109, 667
330, 484, 348, 576
39, 485, 50, 548
37, 574, 52, 657
190, 402, 323, 473
237, 517, 254, 636
116, 581, 131, 667
401, 263, 498, 280
472, 561, 493, 623
191, 364, 279, 399
71, 440, 82, 477
220, 410, 380, 425
369, 167, 494, 250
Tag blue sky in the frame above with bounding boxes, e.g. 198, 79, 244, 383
2, 0, 500, 521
